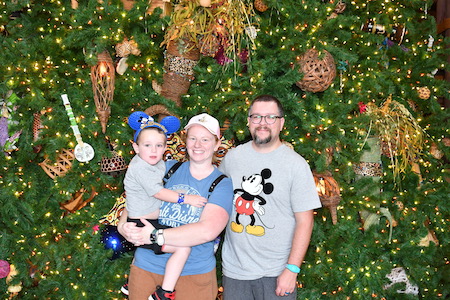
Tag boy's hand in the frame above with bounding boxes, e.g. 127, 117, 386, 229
184, 195, 208, 207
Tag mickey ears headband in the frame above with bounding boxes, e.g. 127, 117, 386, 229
128, 111, 181, 142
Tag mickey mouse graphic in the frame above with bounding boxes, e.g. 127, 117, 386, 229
231, 168, 273, 236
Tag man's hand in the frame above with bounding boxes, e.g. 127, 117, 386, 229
128, 218, 156, 246
275, 268, 297, 297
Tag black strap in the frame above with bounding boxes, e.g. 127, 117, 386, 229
163, 161, 183, 183
208, 174, 227, 198
164, 161, 227, 199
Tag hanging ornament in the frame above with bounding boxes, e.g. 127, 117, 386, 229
337, 60, 348, 92
364, 96, 425, 182
417, 86, 431, 100
101, 140, 127, 177
0, 92, 22, 154
6, 264, 22, 295
115, 37, 141, 75
61, 94, 95, 162
60, 186, 97, 216
296, 48, 336, 93
354, 136, 383, 177
32, 111, 44, 142
199, 0, 211, 7
360, 206, 395, 243
0, 260, 10, 278
327, 0, 346, 19
418, 218, 439, 246
430, 142, 444, 159
254, 0, 268, 12
161, 40, 200, 106
313, 171, 341, 224
90, 51, 115, 133
100, 224, 135, 260
32, 109, 48, 153
361, 19, 406, 45
383, 267, 419, 295
39, 149, 75, 179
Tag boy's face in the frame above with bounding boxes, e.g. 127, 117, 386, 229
132, 128, 167, 165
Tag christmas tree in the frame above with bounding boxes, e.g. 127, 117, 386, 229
1, 0, 449, 299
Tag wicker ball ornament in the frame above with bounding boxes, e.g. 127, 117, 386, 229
101, 151, 127, 177
417, 87, 431, 100
254, 0, 268, 12
296, 48, 336, 93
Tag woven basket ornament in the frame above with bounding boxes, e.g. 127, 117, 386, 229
161, 40, 200, 106
313, 171, 341, 225
296, 48, 336, 93
38, 149, 75, 179
91, 51, 115, 133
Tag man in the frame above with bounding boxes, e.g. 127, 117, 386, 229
219, 95, 321, 299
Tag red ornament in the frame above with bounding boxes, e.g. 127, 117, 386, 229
0, 260, 10, 278
358, 102, 367, 114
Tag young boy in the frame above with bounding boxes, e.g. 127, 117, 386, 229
124, 113, 207, 300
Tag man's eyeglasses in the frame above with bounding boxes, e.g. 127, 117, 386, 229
248, 114, 283, 125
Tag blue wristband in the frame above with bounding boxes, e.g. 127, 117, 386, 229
177, 193, 185, 204
286, 264, 301, 273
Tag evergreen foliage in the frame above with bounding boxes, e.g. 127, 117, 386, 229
0, 0, 449, 299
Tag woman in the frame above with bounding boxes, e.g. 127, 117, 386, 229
118, 113, 233, 300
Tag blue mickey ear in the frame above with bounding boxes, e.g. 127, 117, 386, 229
160, 116, 181, 135
128, 111, 150, 130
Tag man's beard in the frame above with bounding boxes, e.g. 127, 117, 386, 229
251, 127, 272, 145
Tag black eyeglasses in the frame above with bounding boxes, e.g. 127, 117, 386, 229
248, 114, 283, 125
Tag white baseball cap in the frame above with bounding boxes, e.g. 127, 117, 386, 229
184, 113, 221, 138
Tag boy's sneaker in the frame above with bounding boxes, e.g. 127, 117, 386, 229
120, 282, 129, 296
150, 286, 176, 300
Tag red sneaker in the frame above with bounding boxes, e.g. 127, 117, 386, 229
150, 286, 176, 300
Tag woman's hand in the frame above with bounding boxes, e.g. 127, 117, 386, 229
127, 219, 156, 246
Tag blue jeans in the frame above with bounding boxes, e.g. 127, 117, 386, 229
223, 276, 297, 300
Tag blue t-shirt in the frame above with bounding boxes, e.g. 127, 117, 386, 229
133, 160, 233, 275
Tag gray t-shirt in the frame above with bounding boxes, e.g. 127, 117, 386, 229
219, 141, 321, 280
124, 155, 165, 218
